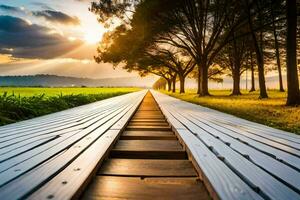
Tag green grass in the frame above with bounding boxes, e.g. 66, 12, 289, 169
162, 89, 300, 134
0, 87, 140, 126
0, 87, 139, 97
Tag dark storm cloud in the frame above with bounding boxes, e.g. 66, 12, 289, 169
32, 10, 80, 25
0, 16, 83, 59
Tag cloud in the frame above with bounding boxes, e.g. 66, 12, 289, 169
74, 0, 93, 2
32, 10, 80, 25
31, 2, 54, 10
0, 15, 83, 59
0, 4, 24, 13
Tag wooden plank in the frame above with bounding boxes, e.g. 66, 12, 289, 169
0, 91, 143, 134
133, 110, 163, 114
110, 150, 187, 159
161, 93, 300, 143
126, 126, 171, 131
0, 97, 125, 138
0, 136, 58, 162
2, 130, 120, 200
0, 97, 134, 150
0, 100, 107, 133
203, 116, 300, 146
194, 112, 300, 152
121, 131, 176, 140
109, 97, 142, 130
130, 119, 166, 123
113, 140, 183, 151
0, 104, 124, 168
202, 110, 300, 142
175, 129, 265, 200
170, 109, 300, 199
0, 103, 122, 142
122, 131, 174, 136
0, 126, 82, 148
190, 112, 300, 170
80, 176, 209, 200
184, 114, 300, 191
0, 103, 132, 186
128, 122, 169, 126
153, 92, 300, 169
98, 159, 197, 177
111, 140, 187, 159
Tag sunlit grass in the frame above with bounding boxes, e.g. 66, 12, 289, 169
0, 87, 140, 97
0, 87, 140, 126
162, 89, 300, 134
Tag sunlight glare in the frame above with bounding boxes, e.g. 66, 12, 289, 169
84, 30, 101, 44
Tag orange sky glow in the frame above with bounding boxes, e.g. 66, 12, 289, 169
0, 0, 157, 85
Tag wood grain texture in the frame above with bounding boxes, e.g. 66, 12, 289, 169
81, 176, 209, 200
98, 159, 197, 177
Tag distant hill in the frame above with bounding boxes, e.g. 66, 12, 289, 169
0, 74, 155, 87
0, 74, 288, 89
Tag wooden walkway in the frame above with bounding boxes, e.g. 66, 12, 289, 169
0, 90, 299, 200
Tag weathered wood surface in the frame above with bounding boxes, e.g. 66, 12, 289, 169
98, 159, 197, 177
81, 176, 209, 200
151, 90, 300, 200
0, 90, 147, 200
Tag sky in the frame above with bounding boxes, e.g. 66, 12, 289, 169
0, 0, 156, 84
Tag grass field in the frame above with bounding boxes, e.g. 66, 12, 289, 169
0, 87, 140, 126
0, 87, 139, 97
163, 89, 300, 134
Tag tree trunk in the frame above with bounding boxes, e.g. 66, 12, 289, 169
199, 65, 209, 96
231, 68, 241, 95
249, 54, 256, 92
179, 74, 185, 93
286, 0, 300, 105
172, 74, 177, 93
197, 66, 201, 94
249, 27, 268, 98
167, 79, 172, 92
247, 2, 268, 98
271, 8, 285, 92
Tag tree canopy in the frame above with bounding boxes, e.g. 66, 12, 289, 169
91, 0, 300, 105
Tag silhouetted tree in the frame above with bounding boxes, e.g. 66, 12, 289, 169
286, 0, 300, 105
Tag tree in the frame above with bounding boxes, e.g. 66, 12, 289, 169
270, 1, 285, 92
153, 77, 167, 90
148, 0, 241, 96
93, 3, 196, 94
286, 0, 300, 105
146, 48, 196, 93
95, 0, 241, 96
215, 19, 250, 95
244, 0, 268, 98
91, 0, 294, 101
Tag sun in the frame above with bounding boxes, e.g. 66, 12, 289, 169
84, 30, 101, 44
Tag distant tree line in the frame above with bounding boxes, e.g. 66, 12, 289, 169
91, 0, 300, 105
